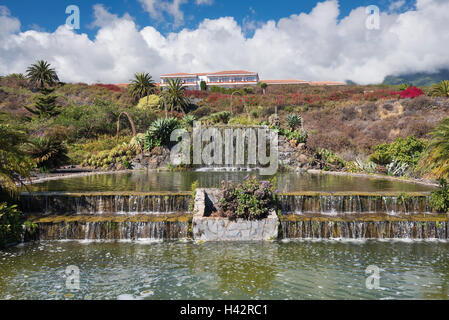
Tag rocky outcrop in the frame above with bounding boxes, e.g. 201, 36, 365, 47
131, 146, 171, 169
278, 135, 311, 170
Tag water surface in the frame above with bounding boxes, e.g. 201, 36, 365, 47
28, 171, 434, 193
1, 241, 448, 300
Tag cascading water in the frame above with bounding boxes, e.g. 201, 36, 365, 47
278, 193, 433, 215
280, 220, 449, 239
20, 192, 192, 215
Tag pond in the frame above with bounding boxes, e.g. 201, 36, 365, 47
1, 240, 448, 300
28, 171, 434, 193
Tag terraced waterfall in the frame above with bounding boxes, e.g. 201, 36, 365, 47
19, 189, 448, 241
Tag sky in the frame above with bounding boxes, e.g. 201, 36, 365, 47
1, 0, 447, 84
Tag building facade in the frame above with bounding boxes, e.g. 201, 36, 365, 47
160, 70, 259, 90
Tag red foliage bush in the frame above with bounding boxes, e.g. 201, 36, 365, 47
391, 86, 425, 99
93, 84, 122, 92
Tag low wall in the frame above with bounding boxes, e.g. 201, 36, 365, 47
192, 189, 278, 241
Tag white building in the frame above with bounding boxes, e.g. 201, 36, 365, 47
159, 70, 259, 90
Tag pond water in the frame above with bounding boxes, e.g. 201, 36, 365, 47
1, 240, 448, 300
28, 171, 434, 193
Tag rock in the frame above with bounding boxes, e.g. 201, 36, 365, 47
297, 143, 306, 151
268, 114, 281, 127
299, 154, 308, 164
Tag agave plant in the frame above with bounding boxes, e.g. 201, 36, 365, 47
286, 114, 302, 131
430, 80, 449, 97
420, 117, 449, 179
144, 117, 181, 151
26, 60, 59, 88
386, 158, 409, 177
26, 137, 69, 170
181, 115, 196, 127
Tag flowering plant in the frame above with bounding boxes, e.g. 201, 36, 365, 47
218, 176, 278, 220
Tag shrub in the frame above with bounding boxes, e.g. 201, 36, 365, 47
430, 80, 449, 97
286, 114, 302, 130
83, 142, 136, 169
93, 84, 122, 92
430, 179, 449, 213
135, 95, 161, 110
218, 176, 277, 220
181, 114, 196, 127
144, 117, 181, 151
0, 203, 23, 247
420, 117, 449, 179
391, 86, 425, 99
26, 136, 69, 170
370, 136, 426, 168
204, 111, 231, 124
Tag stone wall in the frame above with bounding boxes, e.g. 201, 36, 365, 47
192, 189, 279, 241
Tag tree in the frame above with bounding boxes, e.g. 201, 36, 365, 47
24, 88, 60, 118
162, 78, 189, 115
200, 80, 207, 91
421, 117, 449, 179
431, 80, 449, 97
26, 60, 59, 88
0, 125, 33, 196
260, 82, 268, 95
129, 72, 156, 103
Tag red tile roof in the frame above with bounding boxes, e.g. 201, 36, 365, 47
207, 70, 257, 76
309, 81, 347, 86
160, 72, 198, 77
261, 79, 308, 85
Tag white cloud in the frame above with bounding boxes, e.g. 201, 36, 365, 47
138, 0, 188, 27
196, 0, 214, 5
1, 0, 449, 84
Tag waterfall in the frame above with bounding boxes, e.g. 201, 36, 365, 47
20, 192, 192, 215
278, 193, 433, 215
32, 220, 191, 241
280, 220, 449, 239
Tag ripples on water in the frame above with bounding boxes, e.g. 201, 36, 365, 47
1, 240, 448, 300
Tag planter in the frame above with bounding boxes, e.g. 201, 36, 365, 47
192, 188, 278, 241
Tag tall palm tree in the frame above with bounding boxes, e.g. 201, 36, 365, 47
162, 78, 189, 115
129, 72, 156, 103
26, 60, 59, 88
431, 80, 449, 97
0, 125, 33, 196
420, 117, 449, 179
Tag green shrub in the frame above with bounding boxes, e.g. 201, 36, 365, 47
135, 95, 160, 110
370, 136, 426, 168
0, 203, 23, 247
26, 136, 69, 170
204, 111, 231, 124
430, 179, 449, 213
218, 176, 277, 220
286, 114, 302, 130
144, 117, 181, 151
182, 115, 196, 127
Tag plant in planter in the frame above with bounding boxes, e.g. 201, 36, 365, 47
218, 176, 277, 220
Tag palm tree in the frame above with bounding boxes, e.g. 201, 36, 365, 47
420, 117, 449, 179
26, 60, 59, 88
162, 78, 189, 115
0, 125, 33, 196
431, 80, 449, 97
260, 82, 268, 95
129, 72, 156, 103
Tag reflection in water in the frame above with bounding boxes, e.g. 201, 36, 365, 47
28, 171, 434, 193
1, 241, 449, 300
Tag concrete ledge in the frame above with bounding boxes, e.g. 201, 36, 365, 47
192, 188, 278, 241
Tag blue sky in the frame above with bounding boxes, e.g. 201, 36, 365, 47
2, 0, 415, 37
2, 0, 446, 84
